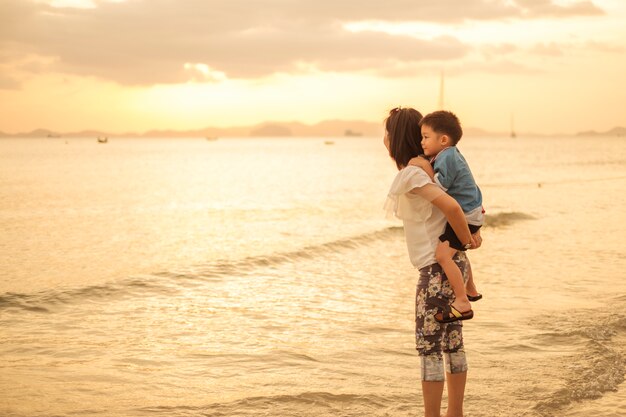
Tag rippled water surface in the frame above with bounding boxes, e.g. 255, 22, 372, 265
1, 136, 625, 417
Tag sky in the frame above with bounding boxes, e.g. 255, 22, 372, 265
0, 0, 625, 134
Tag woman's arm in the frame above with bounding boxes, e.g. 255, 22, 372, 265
429, 192, 473, 248
403, 170, 476, 249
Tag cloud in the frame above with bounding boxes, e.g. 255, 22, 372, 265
480, 43, 519, 60
183, 63, 227, 82
515, 0, 604, 18
530, 42, 564, 56
0, 75, 21, 90
0, 0, 606, 86
447, 59, 542, 75
375, 57, 542, 78
525, 40, 625, 57
585, 40, 625, 53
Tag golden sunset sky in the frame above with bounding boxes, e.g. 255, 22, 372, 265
1, 0, 625, 134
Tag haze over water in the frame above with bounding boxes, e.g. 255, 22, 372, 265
1, 135, 626, 417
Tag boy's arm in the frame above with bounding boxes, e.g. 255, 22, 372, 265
433, 152, 458, 190
407, 156, 435, 180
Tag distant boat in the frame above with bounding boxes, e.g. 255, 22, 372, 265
97, 136, 108, 143
324, 140, 335, 145
205, 136, 219, 141
344, 129, 362, 137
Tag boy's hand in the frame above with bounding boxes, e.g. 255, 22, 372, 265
408, 156, 430, 169
408, 155, 435, 180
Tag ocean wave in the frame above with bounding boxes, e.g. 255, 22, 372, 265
482, 174, 626, 188
0, 227, 403, 313
0, 277, 178, 314
534, 342, 624, 416
178, 226, 403, 277
483, 211, 536, 228
0, 210, 537, 312
532, 311, 626, 416
136, 391, 411, 417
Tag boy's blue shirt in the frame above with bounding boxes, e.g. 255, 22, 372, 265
432, 147, 482, 213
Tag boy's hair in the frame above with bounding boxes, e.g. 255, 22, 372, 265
419, 110, 463, 145
385, 107, 424, 170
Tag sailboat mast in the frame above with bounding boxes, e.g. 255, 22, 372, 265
438, 71, 445, 110
510, 113, 517, 138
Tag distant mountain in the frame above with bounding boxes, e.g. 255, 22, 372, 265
2, 122, 624, 139
1, 128, 63, 138
0, 120, 385, 138
65, 130, 113, 138
250, 124, 293, 137
247, 120, 381, 137
576, 126, 626, 137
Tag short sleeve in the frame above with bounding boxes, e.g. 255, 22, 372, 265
409, 182, 445, 202
389, 165, 432, 194
384, 166, 437, 221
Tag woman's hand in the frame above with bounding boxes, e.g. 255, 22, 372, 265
470, 229, 482, 249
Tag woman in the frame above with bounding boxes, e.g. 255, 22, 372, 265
383, 107, 481, 417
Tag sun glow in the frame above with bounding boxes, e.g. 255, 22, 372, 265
35, 0, 127, 7
183, 63, 227, 82
1, 0, 625, 135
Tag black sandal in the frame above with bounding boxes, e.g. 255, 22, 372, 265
435, 305, 474, 323
467, 294, 483, 302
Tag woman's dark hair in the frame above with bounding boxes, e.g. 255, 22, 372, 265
385, 107, 424, 170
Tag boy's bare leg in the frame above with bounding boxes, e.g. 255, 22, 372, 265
464, 261, 480, 298
435, 242, 471, 313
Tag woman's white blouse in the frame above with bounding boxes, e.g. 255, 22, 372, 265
384, 166, 447, 270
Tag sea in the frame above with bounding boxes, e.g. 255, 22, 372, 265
1, 135, 625, 417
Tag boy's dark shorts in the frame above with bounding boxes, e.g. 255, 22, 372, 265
440, 223, 482, 251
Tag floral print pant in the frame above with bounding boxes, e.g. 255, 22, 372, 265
415, 253, 469, 381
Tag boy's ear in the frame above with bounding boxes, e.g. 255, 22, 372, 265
440, 134, 450, 145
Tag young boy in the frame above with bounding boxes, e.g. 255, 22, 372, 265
410, 110, 483, 323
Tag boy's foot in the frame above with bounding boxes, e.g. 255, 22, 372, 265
465, 281, 481, 299
466, 281, 482, 301
434, 305, 474, 323
452, 298, 472, 314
